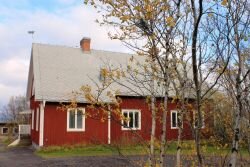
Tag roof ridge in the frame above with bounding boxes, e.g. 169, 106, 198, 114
32, 43, 79, 49
32, 43, 134, 55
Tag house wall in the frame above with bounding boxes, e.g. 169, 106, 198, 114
31, 97, 196, 147
111, 97, 193, 144
43, 103, 108, 146
30, 96, 40, 145
111, 97, 151, 143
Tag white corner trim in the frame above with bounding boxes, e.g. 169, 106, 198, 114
39, 101, 45, 146
121, 109, 141, 131
66, 108, 85, 132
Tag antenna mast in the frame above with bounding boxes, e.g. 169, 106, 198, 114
28, 30, 35, 41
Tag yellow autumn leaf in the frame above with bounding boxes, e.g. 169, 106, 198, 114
221, 0, 228, 6
134, 6, 140, 11
146, 5, 153, 13
100, 68, 108, 77
116, 70, 121, 79
120, 15, 130, 22
166, 16, 175, 27
208, 13, 213, 17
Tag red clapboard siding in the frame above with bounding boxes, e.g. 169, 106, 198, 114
31, 96, 194, 146
111, 97, 193, 144
43, 103, 108, 146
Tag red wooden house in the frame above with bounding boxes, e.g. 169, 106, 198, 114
26, 38, 197, 147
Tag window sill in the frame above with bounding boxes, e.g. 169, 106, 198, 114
194, 126, 205, 129
67, 129, 85, 132
121, 128, 141, 131
171, 126, 183, 129
170, 127, 179, 129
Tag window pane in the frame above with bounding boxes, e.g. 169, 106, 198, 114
123, 112, 128, 127
69, 110, 75, 129
77, 110, 83, 129
3, 128, 8, 134
172, 112, 177, 127
135, 112, 139, 128
129, 112, 134, 128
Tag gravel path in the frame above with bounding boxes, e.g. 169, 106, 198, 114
0, 144, 249, 167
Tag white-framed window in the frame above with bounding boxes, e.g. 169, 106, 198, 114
121, 109, 141, 130
31, 110, 34, 130
171, 110, 183, 129
194, 110, 205, 128
36, 108, 39, 131
2, 127, 9, 134
67, 108, 85, 132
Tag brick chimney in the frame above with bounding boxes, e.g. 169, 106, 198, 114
80, 37, 91, 52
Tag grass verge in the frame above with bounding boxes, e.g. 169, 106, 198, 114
36, 141, 250, 159
36, 145, 146, 158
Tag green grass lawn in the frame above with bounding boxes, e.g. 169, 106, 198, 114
36, 145, 146, 158
1, 136, 14, 145
36, 141, 250, 158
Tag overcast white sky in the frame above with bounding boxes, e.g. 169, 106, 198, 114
0, 0, 129, 107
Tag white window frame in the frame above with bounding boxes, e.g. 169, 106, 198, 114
31, 109, 34, 130
193, 110, 205, 129
36, 108, 39, 131
2, 127, 9, 134
67, 108, 85, 132
171, 110, 183, 129
121, 109, 141, 130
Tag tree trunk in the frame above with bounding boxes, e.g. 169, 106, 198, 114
176, 127, 182, 167
159, 90, 168, 167
149, 79, 156, 167
195, 127, 203, 166
228, 15, 243, 166
190, 0, 204, 165
176, 87, 185, 167
248, 117, 250, 154
229, 82, 242, 167
228, 108, 241, 167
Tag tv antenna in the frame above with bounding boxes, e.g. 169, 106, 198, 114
28, 30, 35, 41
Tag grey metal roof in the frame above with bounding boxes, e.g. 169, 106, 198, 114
27, 43, 140, 102
26, 43, 194, 103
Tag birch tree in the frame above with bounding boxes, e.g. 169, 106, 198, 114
81, 0, 247, 166
212, 0, 250, 166
84, 1, 186, 166
188, 0, 238, 165
1, 95, 29, 124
